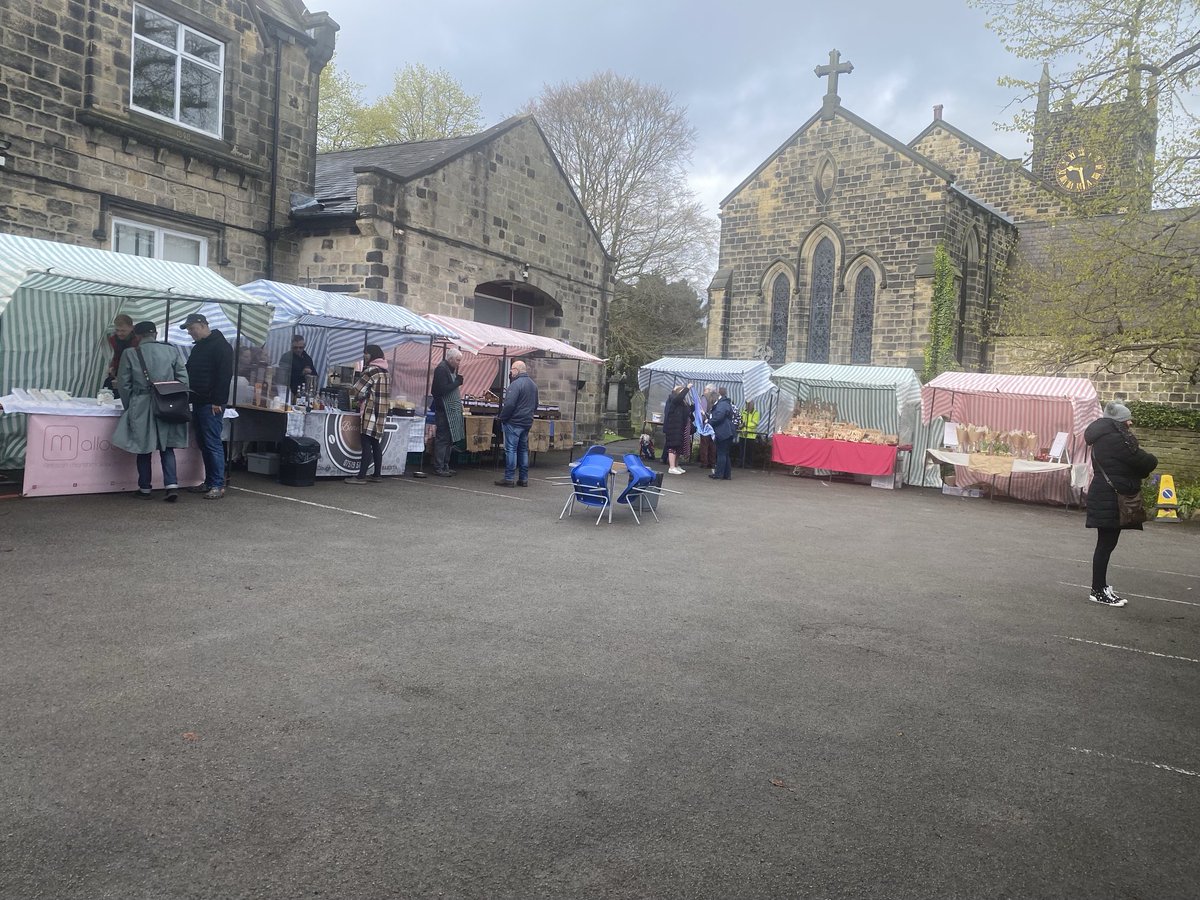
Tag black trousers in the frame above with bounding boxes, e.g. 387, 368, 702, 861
1092, 527, 1121, 591
358, 432, 382, 478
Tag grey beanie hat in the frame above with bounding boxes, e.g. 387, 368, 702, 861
1103, 401, 1132, 423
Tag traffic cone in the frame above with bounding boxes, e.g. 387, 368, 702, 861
1155, 473, 1180, 522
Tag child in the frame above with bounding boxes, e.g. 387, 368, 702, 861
639, 430, 656, 460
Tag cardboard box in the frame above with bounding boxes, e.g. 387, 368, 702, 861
942, 484, 984, 498
247, 452, 280, 475
871, 472, 903, 490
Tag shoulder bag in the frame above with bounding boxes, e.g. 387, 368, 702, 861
134, 346, 191, 424
1093, 459, 1147, 527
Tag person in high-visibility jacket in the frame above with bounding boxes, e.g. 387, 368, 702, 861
739, 400, 761, 440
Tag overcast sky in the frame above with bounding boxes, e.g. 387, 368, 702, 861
314, 0, 1039, 217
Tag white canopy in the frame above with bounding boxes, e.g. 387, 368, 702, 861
0, 233, 272, 468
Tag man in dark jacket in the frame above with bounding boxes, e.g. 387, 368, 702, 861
181, 312, 233, 499
495, 360, 539, 487
1083, 401, 1158, 606
430, 347, 464, 476
708, 387, 737, 481
277, 334, 316, 397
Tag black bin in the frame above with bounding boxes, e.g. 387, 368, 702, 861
279, 435, 320, 486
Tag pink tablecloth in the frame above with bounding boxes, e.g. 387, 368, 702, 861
771, 435, 898, 476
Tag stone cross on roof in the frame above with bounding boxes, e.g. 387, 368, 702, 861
815, 49, 853, 120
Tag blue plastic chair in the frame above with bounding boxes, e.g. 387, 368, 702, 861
560, 453, 614, 524
618, 454, 662, 524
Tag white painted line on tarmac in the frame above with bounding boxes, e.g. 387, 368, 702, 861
1068, 746, 1200, 779
410, 480, 534, 502
1038, 555, 1200, 581
1057, 582, 1200, 608
227, 486, 378, 519
1055, 635, 1200, 664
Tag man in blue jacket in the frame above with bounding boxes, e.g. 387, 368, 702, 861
495, 360, 539, 487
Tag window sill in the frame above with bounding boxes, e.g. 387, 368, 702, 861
77, 107, 268, 180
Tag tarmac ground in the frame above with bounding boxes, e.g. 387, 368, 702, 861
1, 444, 1198, 899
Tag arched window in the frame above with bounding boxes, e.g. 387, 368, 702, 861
955, 230, 981, 363
850, 267, 876, 364
769, 272, 790, 365
807, 237, 835, 363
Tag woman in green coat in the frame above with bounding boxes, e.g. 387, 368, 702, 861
113, 321, 190, 501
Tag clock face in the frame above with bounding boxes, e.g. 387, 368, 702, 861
1055, 148, 1107, 192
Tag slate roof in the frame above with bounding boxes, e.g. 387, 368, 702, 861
310, 116, 530, 218
909, 118, 1048, 191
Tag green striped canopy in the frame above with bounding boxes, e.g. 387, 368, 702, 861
770, 362, 941, 487
0, 233, 272, 468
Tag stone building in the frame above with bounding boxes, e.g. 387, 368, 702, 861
707, 52, 1197, 408
0, 0, 337, 283
294, 115, 614, 435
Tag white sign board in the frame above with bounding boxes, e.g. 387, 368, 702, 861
1048, 431, 1069, 462
943, 422, 959, 447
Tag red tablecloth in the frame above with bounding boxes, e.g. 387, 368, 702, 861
771, 435, 898, 476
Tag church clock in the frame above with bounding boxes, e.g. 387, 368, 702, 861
1055, 147, 1107, 192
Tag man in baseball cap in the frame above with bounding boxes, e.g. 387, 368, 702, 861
180, 312, 208, 329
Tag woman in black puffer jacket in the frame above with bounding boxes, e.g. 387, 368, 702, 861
1083, 401, 1157, 607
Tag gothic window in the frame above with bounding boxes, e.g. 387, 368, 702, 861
850, 267, 875, 364
955, 230, 980, 363
768, 273, 790, 365
807, 238, 835, 363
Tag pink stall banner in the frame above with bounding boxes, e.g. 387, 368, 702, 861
23, 414, 205, 497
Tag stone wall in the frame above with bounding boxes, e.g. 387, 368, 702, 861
296, 119, 611, 438
911, 123, 1072, 225
1135, 427, 1200, 482
0, 0, 334, 282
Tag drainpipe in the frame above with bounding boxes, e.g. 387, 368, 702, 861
981, 217, 995, 372
265, 28, 285, 279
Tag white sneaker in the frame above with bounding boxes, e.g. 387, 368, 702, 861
668, 467, 685, 475
1088, 587, 1127, 607
1103, 585, 1128, 605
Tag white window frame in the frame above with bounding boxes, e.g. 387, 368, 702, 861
130, 4, 225, 138
474, 294, 534, 333
111, 216, 209, 266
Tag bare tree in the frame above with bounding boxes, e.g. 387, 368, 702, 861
525, 71, 718, 287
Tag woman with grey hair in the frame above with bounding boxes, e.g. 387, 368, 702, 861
1083, 401, 1157, 607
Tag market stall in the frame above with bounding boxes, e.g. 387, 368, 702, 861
637, 357, 778, 432
0, 233, 273, 490
421, 314, 605, 458
769, 363, 942, 487
920, 372, 1102, 504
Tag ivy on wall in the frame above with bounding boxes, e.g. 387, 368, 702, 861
1127, 401, 1200, 432
923, 244, 956, 381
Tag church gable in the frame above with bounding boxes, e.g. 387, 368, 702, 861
714, 109, 956, 369
911, 119, 1071, 225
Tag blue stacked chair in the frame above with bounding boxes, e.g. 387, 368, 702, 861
560, 452, 614, 524
618, 454, 662, 524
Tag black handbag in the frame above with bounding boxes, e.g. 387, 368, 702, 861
1094, 460, 1148, 527
134, 347, 191, 424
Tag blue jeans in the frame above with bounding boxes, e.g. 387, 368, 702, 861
502, 423, 530, 483
136, 449, 177, 491
714, 437, 734, 479
192, 403, 225, 489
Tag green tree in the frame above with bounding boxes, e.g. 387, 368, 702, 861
375, 63, 483, 143
606, 275, 705, 380
317, 61, 483, 152
972, 0, 1200, 380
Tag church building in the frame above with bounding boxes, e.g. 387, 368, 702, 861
706, 51, 1178, 401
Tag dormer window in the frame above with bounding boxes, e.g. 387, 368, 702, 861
130, 5, 224, 138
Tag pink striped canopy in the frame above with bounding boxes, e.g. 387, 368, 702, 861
423, 314, 603, 363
